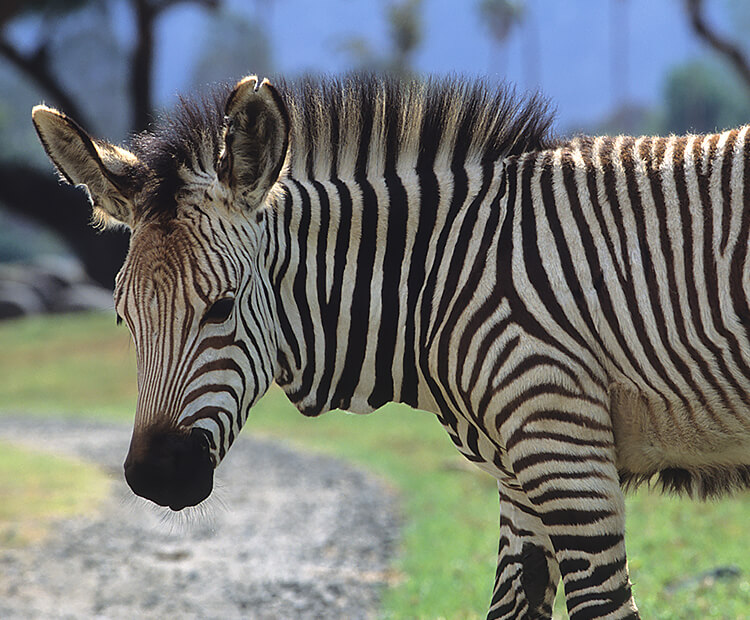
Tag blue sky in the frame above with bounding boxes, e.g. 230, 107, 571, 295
154, 0, 727, 131
4, 0, 733, 132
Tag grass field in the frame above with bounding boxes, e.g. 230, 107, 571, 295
0, 440, 110, 547
2, 311, 750, 618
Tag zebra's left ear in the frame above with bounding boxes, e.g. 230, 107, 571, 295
218, 76, 290, 206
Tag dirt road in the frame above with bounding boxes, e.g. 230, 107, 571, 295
0, 416, 399, 619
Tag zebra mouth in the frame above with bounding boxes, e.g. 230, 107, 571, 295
124, 426, 215, 511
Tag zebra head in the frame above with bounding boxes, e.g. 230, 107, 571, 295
32, 77, 290, 510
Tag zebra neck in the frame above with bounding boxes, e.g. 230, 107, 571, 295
266, 157, 503, 418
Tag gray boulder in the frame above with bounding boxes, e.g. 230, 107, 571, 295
0, 256, 112, 320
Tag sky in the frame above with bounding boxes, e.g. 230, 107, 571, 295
153, 0, 730, 131
3, 0, 736, 133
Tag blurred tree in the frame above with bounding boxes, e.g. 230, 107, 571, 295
2, 0, 222, 133
660, 58, 750, 134
0, 0, 93, 127
337, 0, 423, 77
478, 0, 525, 77
0, 55, 49, 164
610, 0, 630, 108
387, 0, 422, 76
684, 0, 750, 92
0, 0, 222, 289
190, 8, 272, 91
519, 6, 539, 90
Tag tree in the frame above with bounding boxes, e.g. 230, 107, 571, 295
661, 59, 750, 134
478, 0, 525, 77
0, 1, 94, 128
337, 0, 423, 77
190, 7, 272, 92
0, 0, 221, 289
683, 0, 750, 92
387, 0, 423, 76
610, 0, 630, 108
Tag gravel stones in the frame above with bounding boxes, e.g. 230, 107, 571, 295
0, 416, 400, 619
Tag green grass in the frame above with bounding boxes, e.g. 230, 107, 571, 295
0, 440, 110, 546
0, 312, 498, 618
626, 490, 750, 619
3, 311, 750, 618
0, 311, 137, 418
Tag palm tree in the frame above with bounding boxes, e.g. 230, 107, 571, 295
479, 0, 525, 78
610, 0, 630, 108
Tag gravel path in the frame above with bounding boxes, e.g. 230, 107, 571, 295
0, 416, 400, 619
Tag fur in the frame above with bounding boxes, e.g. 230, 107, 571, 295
128, 74, 556, 219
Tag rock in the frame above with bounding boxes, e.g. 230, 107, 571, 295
664, 565, 742, 593
0, 257, 112, 319
0, 280, 45, 318
55, 283, 112, 312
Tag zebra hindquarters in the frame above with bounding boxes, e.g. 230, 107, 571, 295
495, 384, 639, 620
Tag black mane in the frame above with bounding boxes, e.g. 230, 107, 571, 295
130, 74, 556, 219
130, 88, 231, 219
277, 74, 556, 178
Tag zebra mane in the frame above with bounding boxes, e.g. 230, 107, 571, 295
130, 74, 556, 217
277, 74, 556, 179
129, 89, 228, 219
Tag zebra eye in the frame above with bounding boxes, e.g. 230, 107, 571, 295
116, 314, 123, 327
202, 297, 235, 325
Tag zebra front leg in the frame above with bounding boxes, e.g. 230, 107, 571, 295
488, 482, 561, 620
504, 413, 639, 619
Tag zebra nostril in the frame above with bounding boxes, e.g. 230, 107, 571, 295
189, 426, 217, 466
123, 427, 214, 510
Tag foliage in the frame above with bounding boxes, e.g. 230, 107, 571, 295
684, 0, 750, 93
478, 0, 525, 44
0, 0, 90, 26
660, 59, 750, 134
190, 8, 272, 92
477, 0, 525, 78
387, 0, 423, 75
337, 0, 424, 77
0, 0, 226, 290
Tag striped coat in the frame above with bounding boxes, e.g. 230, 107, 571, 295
32, 75, 750, 619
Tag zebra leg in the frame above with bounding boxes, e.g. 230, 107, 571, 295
488, 482, 561, 620
504, 416, 639, 619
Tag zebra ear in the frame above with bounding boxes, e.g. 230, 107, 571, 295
31, 105, 142, 228
218, 76, 290, 206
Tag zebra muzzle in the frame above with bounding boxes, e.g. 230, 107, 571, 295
123, 426, 214, 511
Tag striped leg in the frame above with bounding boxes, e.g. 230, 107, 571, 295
488, 482, 560, 620
503, 407, 640, 619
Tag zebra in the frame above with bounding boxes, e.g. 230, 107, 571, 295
31, 73, 750, 619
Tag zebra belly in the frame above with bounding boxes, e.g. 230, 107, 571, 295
609, 380, 750, 497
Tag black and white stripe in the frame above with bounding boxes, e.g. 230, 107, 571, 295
42, 75, 750, 619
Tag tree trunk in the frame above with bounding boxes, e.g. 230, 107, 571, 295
0, 164, 129, 290
685, 0, 750, 92
132, 0, 155, 132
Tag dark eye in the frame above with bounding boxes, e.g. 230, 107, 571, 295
202, 297, 235, 325
116, 314, 123, 326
